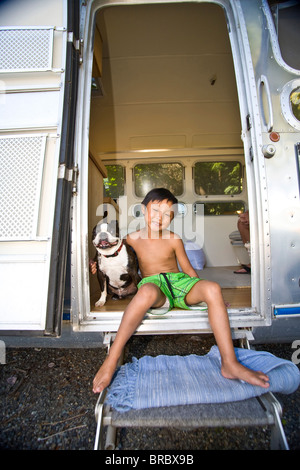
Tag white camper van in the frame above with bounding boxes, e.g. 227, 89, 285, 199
0, 0, 299, 346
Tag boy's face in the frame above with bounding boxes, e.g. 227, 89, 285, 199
142, 199, 175, 233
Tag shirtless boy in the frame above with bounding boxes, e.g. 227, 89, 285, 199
93, 188, 269, 393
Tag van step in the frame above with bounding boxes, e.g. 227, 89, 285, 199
94, 332, 289, 450
94, 390, 288, 450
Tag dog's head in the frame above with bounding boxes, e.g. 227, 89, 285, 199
92, 221, 121, 256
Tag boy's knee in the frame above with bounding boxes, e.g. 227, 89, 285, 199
203, 281, 222, 301
138, 282, 160, 300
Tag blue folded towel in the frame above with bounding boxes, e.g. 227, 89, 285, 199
106, 346, 300, 412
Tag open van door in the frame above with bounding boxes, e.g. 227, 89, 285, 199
0, 0, 80, 336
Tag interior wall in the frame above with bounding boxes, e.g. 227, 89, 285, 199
88, 157, 104, 296
90, 3, 241, 154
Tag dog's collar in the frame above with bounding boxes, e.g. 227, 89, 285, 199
102, 241, 123, 258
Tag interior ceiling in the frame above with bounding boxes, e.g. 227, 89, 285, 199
90, 2, 242, 155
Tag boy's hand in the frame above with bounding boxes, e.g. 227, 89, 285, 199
89, 260, 97, 275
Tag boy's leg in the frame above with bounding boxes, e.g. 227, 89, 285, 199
93, 283, 166, 393
185, 280, 270, 388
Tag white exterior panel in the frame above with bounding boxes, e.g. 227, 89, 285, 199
0, 0, 68, 331
0, 254, 48, 329
0, 92, 60, 130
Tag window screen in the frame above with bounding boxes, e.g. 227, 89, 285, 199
194, 161, 242, 196
134, 162, 184, 197
103, 165, 125, 198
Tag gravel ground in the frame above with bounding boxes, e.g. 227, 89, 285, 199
0, 334, 299, 451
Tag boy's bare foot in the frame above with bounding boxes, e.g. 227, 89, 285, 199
221, 361, 270, 388
93, 356, 118, 393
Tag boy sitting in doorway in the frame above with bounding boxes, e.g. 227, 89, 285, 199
93, 188, 269, 393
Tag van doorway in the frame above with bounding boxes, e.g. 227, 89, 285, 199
87, 2, 252, 323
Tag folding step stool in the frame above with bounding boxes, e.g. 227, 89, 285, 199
94, 331, 289, 450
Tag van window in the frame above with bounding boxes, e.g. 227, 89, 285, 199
103, 164, 125, 198
194, 161, 242, 196
268, 1, 300, 70
291, 87, 300, 122
194, 201, 245, 216
133, 162, 184, 197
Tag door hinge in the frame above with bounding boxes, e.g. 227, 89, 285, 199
58, 164, 79, 195
68, 32, 84, 64
72, 164, 79, 195
249, 146, 254, 162
246, 113, 252, 131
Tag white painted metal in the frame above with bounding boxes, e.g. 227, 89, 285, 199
0, 0, 68, 331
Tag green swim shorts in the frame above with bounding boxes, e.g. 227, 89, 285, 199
138, 272, 208, 314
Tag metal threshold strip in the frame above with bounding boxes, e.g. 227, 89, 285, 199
80, 308, 262, 334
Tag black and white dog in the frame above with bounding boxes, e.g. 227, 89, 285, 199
91, 221, 140, 307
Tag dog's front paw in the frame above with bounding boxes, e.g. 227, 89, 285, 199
95, 299, 105, 307
95, 292, 107, 307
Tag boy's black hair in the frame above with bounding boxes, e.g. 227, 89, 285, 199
141, 188, 178, 210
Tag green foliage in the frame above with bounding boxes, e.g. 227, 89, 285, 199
194, 161, 242, 196
134, 163, 183, 197
291, 89, 300, 122
103, 165, 125, 198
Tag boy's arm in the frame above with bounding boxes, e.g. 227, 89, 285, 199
173, 238, 198, 278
